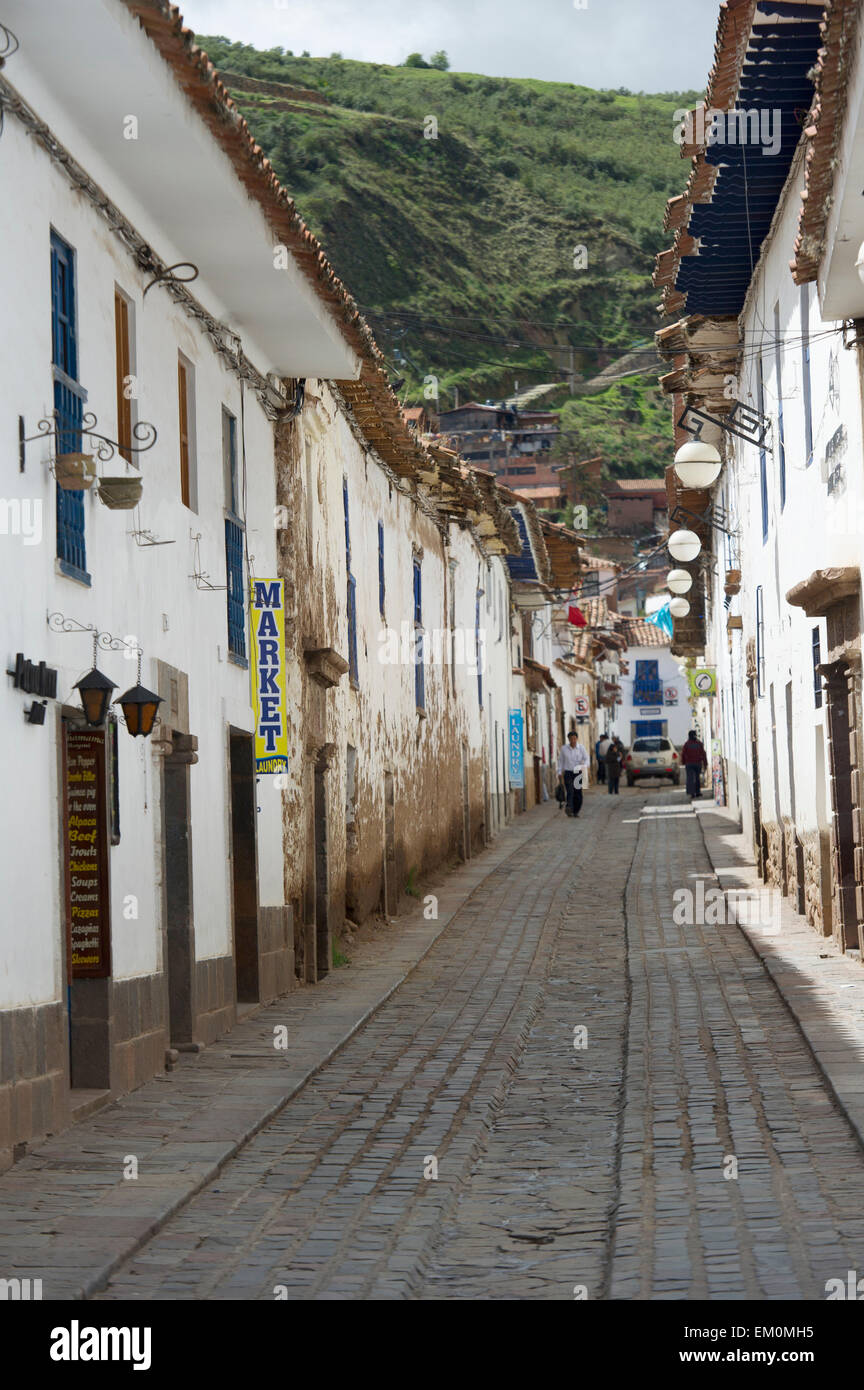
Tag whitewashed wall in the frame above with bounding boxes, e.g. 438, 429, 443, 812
614, 645, 692, 746
707, 150, 860, 851
0, 107, 283, 1007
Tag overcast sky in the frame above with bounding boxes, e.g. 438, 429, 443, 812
178, 0, 718, 93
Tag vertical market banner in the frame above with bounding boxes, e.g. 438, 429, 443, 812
250, 579, 289, 775
509, 708, 525, 789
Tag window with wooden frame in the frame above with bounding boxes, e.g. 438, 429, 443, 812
114, 290, 133, 462
177, 355, 194, 509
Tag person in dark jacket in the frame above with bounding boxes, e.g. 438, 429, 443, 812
595, 735, 607, 783
605, 738, 624, 795
681, 730, 708, 799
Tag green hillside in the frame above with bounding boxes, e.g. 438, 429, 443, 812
195, 38, 694, 479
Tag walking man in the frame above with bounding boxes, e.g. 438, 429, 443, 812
681, 729, 708, 799
605, 737, 623, 795
557, 731, 590, 818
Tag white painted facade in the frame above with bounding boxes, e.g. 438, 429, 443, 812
614, 644, 693, 747
0, 70, 293, 1010
0, 1, 603, 1165
705, 145, 864, 851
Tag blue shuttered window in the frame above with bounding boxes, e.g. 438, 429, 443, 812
757, 354, 769, 543
801, 285, 814, 468
773, 303, 786, 510
225, 518, 246, 660
223, 409, 246, 661
378, 521, 385, 618
344, 481, 358, 685
414, 559, 424, 711
633, 659, 662, 705
51, 231, 89, 581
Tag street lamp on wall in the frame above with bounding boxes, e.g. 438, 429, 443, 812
73, 664, 117, 727
669, 597, 691, 618
73, 634, 117, 727
50, 614, 161, 738
666, 568, 693, 595
117, 651, 163, 737
673, 440, 722, 489
667, 529, 702, 563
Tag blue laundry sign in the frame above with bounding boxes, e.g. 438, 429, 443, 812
509, 708, 524, 788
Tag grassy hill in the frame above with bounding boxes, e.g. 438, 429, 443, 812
196, 38, 695, 475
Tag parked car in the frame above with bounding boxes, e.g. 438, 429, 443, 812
625, 736, 680, 786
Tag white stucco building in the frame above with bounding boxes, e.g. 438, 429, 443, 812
655, 0, 864, 952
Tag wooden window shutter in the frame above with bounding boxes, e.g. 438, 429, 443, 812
178, 358, 190, 507
114, 292, 132, 462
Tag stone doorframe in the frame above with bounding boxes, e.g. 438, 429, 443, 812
786, 567, 863, 953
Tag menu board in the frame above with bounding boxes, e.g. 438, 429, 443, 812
64, 728, 111, 979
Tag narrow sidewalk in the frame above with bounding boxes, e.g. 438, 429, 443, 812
698, 803, 864, 1154
0, 801, 559, 1300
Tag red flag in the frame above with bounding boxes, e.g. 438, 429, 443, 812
568, 605, 587, 627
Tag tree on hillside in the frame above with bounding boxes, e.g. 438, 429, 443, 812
429, 51, 450, 70
404, 53, 430, 68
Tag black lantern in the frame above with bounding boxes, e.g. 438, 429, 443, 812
73, 666, 117, 727
117, 681, 163, 737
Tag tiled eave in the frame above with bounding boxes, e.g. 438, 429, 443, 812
655, 0, 824, 320
655, 315, 743, 417
791, 0, 864, 283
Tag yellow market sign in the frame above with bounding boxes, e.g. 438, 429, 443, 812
688, 668, 717, 698
250, 579, 289, 774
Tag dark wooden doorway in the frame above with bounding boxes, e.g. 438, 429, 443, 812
314, 758, 330, 979
746, 641, 764, 877
821, 660, 860, 950
162, 734, 195, 1045
229, 731, 260, 1004
61, 722, 112, 1092
383, 770, 397, 918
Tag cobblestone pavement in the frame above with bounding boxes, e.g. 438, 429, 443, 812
97, 794, 622, 1300
86, 789, 864, 1299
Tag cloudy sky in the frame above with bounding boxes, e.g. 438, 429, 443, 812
178, 0, 718, 93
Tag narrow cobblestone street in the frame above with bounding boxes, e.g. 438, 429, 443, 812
6, 786, 864, 1302
67, 785, 864, 1301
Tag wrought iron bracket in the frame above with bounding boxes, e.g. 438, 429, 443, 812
142, 262, 199, 297
20, 410, 157, 466
670, 503, 736, 538
189, 531, 226, 591
677, 400, 772, 452
0, 23, 18, 68
128, 505, 175, 547
47, 612, 143, 660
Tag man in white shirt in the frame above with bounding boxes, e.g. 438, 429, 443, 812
557, 731, 590, 818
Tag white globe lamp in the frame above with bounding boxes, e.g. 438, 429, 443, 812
667, 529, 701, 563
674, 439, 722, 489
667, 568, 693, 595
669, 596, 691, 618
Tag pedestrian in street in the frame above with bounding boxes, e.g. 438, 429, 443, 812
605, 737, 623, 795
596, 732, 610, 783
557, 731, 589, 818
681, 729, 708, 799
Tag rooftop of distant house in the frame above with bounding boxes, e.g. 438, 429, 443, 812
604, 478, 668, 496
